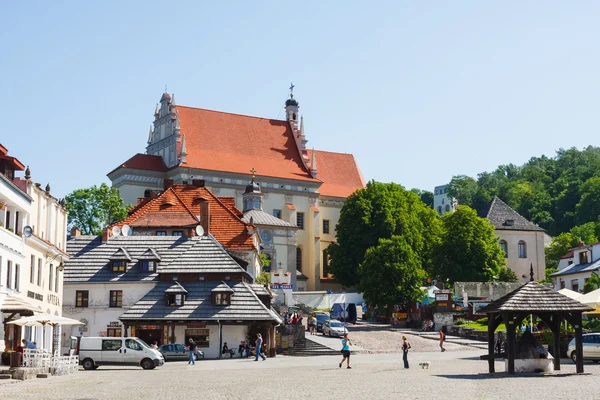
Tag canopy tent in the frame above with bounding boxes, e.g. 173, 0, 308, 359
7, 313, 84, 353
576, 288, 600, 308
557, 288, 583, 300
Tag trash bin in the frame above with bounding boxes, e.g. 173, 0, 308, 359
10, 352, 21, 368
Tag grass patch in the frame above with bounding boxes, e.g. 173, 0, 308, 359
462, 322, 506, 332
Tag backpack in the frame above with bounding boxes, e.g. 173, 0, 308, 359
442, 333, 446, 342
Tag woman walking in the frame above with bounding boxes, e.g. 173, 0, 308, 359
402, 335, 411, 369
339, 334, 352, 369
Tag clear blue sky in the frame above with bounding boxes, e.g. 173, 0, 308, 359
2, 1, 599, 198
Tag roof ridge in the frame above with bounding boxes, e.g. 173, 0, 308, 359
176, 104, 287, 123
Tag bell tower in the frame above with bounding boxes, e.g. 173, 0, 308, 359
285, 82, 299, 123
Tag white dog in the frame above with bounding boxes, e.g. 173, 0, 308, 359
418, 361, 431, 369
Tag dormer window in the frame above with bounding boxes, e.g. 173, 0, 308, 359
214, 293, 230, 305
111, 261, 127, 272
579, 251, 589, 265
141, 260, 157, 272
166, 293, 184, 306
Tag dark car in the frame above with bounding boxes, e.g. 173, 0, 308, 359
159, 343, 204, 361
315, 314, 330, 333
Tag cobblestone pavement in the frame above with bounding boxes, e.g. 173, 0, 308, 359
1, 349, 598, 400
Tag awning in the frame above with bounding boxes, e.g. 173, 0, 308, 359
0, 295, 42, 313
7, 313, 85, 327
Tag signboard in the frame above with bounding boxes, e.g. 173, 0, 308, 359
187, 322, 206, 328
137, 325, 161, 330
108, 321, 121, 328
79, 318, 88, 333
272, 284, 293, 290
435, 294, 449, 301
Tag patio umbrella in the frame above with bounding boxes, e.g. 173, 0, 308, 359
576, 288, 600, 308
558, 288, 583, 300
7, 313, 84, 352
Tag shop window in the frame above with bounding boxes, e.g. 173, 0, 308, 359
185, 328, 209, 348
111, 260, 127, 272
76, 290, 89, 307
140, 260, 157, 272
107, 328, 122, 337
166, 293, 184, 306
110, 290, 123, 307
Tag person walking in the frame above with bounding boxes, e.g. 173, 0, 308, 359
338, 333, 352, 369
187, 338, 197, 365
254, 333, 266, 361
402, 336, 411, 369
439, 330, 446, 352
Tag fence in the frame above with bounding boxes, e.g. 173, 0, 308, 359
21, 348, 79, 376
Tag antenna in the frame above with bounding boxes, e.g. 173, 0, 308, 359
23, 226, 33, 238
122, 225, 131, 237
112, 226, 121, 237
195, 225, 204, 237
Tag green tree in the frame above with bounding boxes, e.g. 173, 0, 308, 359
432, 206, 507, 283
328, 181, 442, 288
545, 223, 599, 270
584, 274, 600, 294
410, 188, 434, 208
576, 177, 600, 225
65, 183, 129, 235
447, 175, 478, 207
358, 236, 426, 310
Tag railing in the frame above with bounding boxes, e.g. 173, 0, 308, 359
21, 349, 79, 375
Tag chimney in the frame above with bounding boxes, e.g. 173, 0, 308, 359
70, 227, 81, 237
192, 179, 205, 187
198, 201, 210, 236
164, 179, 174, 190
101, 228, 110, 243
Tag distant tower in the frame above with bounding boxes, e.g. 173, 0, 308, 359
433, 184, 457, 215
242, 168, 264, 212
285, 82, 299, 123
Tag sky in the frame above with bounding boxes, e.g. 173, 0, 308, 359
1, 1, 599, 198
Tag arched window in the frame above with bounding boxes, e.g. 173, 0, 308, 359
445, 204, 450, 212
499, 240, 508, 258
437, 206, 442, 214
296, 248, 302, 272
518, 241, 527, 258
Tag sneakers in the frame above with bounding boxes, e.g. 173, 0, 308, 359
339, 363, 342, 368
347, 366, 352, 369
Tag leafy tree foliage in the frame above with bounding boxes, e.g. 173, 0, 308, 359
328, 181, 442, 288
65, 183, 129, 235
447, 146, 600, 237
410, 188, 434, 208
432, 206, 508, 283
584, 273, 600, 294
359, 236, 426, 309
545, 222, 599, 270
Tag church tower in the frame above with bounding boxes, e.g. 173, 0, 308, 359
242, 169, 264, 212
285, 83, 299, 123
146, 90, 181, 168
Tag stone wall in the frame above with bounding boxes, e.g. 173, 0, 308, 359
454, 282, 522, 301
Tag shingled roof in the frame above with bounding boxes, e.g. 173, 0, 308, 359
242, 209, 296, 228
119, 281, 281, 323
479, 281, 593, 313
480, 197, 545, 232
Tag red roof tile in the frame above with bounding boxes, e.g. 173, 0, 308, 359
176, 106, 319, 183
307, 150, 366, 198
110, 185, 254, 250
108, 153, 166, 175
286, 204, 296, 210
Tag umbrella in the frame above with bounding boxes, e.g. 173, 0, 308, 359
576, 288, 600, 308
558, 288, 583, 300
8, 313, 84, 353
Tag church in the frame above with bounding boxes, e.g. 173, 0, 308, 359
108, 89, 365, 291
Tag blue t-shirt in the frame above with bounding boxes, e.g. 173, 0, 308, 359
26, 341, 36, 349
342, 339, 350, 351
256, 337, 263, 348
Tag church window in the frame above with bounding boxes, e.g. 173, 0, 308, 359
437, 206, 442, 214
323, 220, 330, 234
296, 248, 302, 272
518, 241, 527, 258
297, 212, 304, 230
445, 205, 450, 212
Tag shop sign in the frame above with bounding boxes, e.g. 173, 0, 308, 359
27, 291, 44, 301
435, 294, 449, 301
137, 325, 161, 330
79, 318, 88, 333
108, 321, 121, 328
272, 284, 293, 290
187, 322, 206, 328
47, 294, 60, 306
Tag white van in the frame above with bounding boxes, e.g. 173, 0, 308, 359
75, 337, 164, 370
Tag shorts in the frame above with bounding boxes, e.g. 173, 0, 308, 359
342, 350, 351, 358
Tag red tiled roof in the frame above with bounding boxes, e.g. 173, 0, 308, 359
286, 204, 296, 210
175, 106, 319, 183
0, 143, 25, 170
310, 206, 320, 212
110, 185, 254, 250
108, 153, 167, 175
560, 251, 574, 259
307, 150, 366, 198
32, 233, 70, 257
219, 197, 243, 217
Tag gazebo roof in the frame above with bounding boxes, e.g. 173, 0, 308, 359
480, 281, 593, 314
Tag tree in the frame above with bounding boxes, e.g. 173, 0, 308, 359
584, 274, 600, 294
545, 223, 599, 270
432, 206, 507, 283
328, 181, 442, 288
358, 236, 426, 310
65, 183, 129, 235
447, 175, 478, 208
410, 188, 434, 208
576, 177, 600, 225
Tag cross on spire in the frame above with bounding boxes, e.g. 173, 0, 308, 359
250, 167, 256, 180
164, 84, 168, 93
289, 82, 295, 97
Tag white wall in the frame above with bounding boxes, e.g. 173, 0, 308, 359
292, 291, 364, 309
497, 230, 546, 283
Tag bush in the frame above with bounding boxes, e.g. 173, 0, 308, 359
455, 318, 468, 326
475, 318, 488, 325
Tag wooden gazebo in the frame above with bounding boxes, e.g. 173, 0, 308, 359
480, 271, 593, 375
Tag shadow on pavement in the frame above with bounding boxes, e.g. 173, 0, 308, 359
435, 372, 591, 380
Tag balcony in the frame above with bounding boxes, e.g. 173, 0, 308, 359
0, 225, 25, 256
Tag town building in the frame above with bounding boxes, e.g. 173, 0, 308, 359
479, 197, 549, 283
107, 90, 365, 291
61, 233, 281, 358
433, 184, 457, 215
551, 241, 600, 292
0, 144, 69, 351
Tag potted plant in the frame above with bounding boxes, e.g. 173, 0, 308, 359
1, 351, 12, 366
0, 201, 6, 210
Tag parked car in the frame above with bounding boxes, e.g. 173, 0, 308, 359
315, 313, 330, 332
159, 343, 204, 361
76, 336, 164, 370
322, 320, 349, 337
568, 333, 600, 363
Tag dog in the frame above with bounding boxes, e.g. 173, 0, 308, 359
418, 361, 431, 369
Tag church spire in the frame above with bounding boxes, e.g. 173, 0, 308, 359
154, 103, 159, 120
171, 94, 176, 107
180, 134, 187, 163
285, 82, 299, 123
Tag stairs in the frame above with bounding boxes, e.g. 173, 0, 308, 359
279, 338, 342, 357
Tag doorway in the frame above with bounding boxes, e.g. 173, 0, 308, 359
136, 327, 162, 347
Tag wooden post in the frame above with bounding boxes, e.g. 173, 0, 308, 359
573, 312, 584, 374
551, 315, 561, 371
170, 324, 176, 343
487, 313, 495, 373
505, 312, 515, 375
123, 323, 129, 337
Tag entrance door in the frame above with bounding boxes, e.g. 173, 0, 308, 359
136, 329, 162, 347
